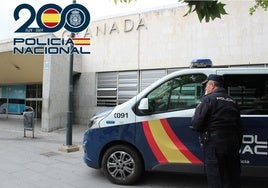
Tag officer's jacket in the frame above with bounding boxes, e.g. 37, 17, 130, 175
192, 87, 242, 138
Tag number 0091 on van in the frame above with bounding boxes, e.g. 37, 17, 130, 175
83, 67, 268, 185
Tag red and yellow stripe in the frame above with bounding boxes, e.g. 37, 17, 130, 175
142, 119, 202, 164
41, 8, 60, 28
72, 38, 91, 46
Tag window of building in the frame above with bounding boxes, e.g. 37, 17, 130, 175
97, 70, 167, 106
97, 72, 117, 106
0, 85, 26, 115
118, 71, 139, 104
140, 70, 166, 91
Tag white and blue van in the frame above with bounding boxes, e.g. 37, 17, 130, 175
83, 62, 268, 184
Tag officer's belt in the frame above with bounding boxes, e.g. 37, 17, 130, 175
210, 130, 237, 138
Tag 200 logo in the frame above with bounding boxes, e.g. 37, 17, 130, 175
14, 3, 90, 33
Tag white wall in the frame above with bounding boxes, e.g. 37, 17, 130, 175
82, 1, 268, 72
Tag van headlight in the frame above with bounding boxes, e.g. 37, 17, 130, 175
88, 117, 103, 129
88, 107, 114, 129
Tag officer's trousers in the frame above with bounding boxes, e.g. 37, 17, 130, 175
204, 142, 241, 188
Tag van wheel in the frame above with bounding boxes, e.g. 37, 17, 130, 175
101, 144, 143, 185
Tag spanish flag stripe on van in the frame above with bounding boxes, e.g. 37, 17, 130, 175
142, 119, 202, 164
160, 119, 202, 164
142, 121, 168, 163
147, 119, 190, 163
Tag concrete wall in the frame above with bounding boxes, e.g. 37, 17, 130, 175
41, 39, 83, 130
42, 53, 70, 131
73, 72, 96, 125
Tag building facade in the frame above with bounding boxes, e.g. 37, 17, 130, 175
0, 1, 268, 130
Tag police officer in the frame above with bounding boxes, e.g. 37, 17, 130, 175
192, 74, 243, 188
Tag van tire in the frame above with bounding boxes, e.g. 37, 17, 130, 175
101, 144, 144, 185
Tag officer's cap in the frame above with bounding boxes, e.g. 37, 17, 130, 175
202, 74, 224, 86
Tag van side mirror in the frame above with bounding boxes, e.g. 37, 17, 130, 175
138, 98, 153, 115
138, 98, 149, 110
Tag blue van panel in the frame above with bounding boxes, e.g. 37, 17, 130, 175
83, 123, 136, 169
240, 117, 268, 167
83, 116, 267, 175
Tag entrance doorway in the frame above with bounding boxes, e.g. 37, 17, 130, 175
26, 84, 42, 119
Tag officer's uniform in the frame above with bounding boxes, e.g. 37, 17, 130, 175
192, 75, 243, 188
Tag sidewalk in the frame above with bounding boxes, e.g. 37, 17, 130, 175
0, 117, 87, 145
0, 117, 89, 188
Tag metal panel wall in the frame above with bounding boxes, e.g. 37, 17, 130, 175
140, 70, 166, 91
118, 71, 138, 104
97, 72, 117, 106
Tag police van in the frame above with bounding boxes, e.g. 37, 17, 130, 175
83, 60, 268, 185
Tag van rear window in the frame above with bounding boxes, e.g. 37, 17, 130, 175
223, 74, 268, 115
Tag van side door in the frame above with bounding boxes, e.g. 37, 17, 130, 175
135, 73, 207, 172
223, 73, 268, 176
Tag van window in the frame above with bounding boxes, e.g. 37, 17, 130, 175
224, 74, 268, 115
146, 74, 206, 114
